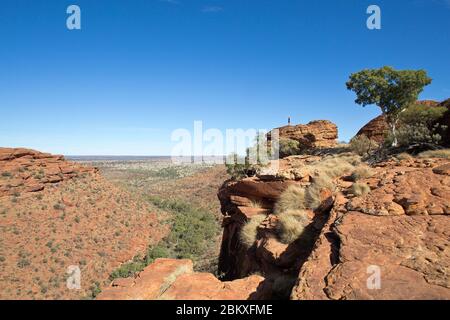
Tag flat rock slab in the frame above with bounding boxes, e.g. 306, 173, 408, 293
293, 212, 450, 300
97, 258, 272, 300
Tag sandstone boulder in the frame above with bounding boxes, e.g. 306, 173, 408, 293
355, 115, 388, 144
268, 120, 338, 150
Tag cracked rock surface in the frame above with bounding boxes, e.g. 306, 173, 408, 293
292, 158, 450, 300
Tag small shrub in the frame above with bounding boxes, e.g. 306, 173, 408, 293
89, 282, 102, 298
17, 258, 31, 268
279, 138, 301, 158
225, 153, 262, 180
351, 165, 374, 181
53, 203, 65, 211
385, 123, 443, 147
110, 256, 146, 280
351, 183, 371, 196
417, 149, 450, 159
276, 210, 309, 244
384, 103, 448, 148
240, 214, 267, 247
1, 172, 12, 177
349, 135, 379, 157
145, 246, 169, 265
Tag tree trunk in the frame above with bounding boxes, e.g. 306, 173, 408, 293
389, 110, 405, 148
391, 122, 398, 147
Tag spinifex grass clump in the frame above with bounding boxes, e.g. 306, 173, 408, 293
351, 182, 371, 196
272, 154, 362, 244
240, 214, 267, 248
418, 149, 450, 159
350, 165, 374, 182
276, 210, 309, 244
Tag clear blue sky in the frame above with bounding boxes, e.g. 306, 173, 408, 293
1, 0, 449, 155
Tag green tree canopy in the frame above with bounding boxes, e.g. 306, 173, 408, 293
346, 66, 432, 146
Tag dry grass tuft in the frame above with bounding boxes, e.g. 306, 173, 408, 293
250, 200, 263, 209
351, 182, 371, 196
395, 152, 414, 161
417, 149, 450, 159
351, 165, 374, 181
310, 153, 361, 178
240, 214, 267, 247
276, 210, 309, 244
304, 175, 334, 210
275, 154, 360, 213
274, 185, 307, 214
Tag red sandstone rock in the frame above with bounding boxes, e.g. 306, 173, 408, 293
291, 158, 450, 300
97, 258, 272, 300
356, 115, 388, 143
433, 163, 450, 176
0, 147, 97, 198
268, 120, 338, 150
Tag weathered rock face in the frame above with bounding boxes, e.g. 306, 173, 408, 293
97, 258, 272, 300
291, 157, 450, 300
355, 115, 388, 144
0, 147, 97, 198
355, 99, 447, 144
268, 120, 338, 150
218, 151, 450, 300
217, 156, 334, 283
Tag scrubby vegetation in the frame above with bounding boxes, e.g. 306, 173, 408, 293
384, 103, 447, 148
226, 133, 273, 179
225, 158, 259, 180
349, 135, 379, 157
240, 214, 267, 247
109, 196, 220, 280
279, 138, 301, 158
